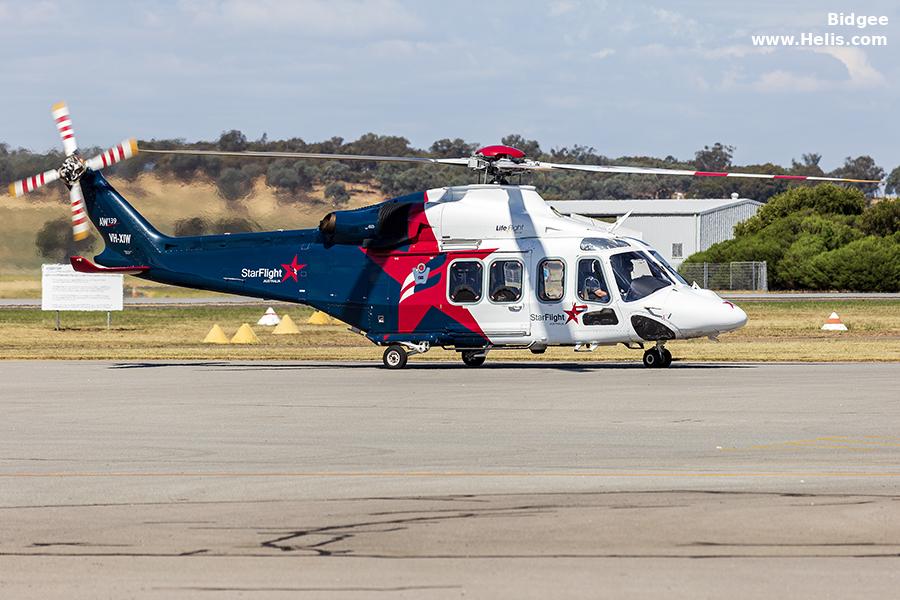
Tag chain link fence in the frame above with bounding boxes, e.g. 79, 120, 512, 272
678, 261, 768, 291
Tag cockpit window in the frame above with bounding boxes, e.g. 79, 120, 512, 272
648, 250, 689, 285
623, 237, 689, 285
577, 259, 611, 304
610, 251, 673, 302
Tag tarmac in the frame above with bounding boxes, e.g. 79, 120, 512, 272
1, 361, 899, 598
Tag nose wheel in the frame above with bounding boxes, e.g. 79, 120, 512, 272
642, 346, 672, 368
461, 350, 486, 367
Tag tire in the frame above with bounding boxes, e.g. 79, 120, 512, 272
660, 348, 673, 368
461, 350, 486, 367
382, 345, 408, 369
642, 348, 661, 368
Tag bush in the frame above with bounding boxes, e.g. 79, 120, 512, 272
216, 168, 252, 201
324, 182, 350, 204
211, 217, 256, 233
35, 217, 93, 262
174, 217, 208, 236
859, 199, 900, 237
266, 159, 313, 193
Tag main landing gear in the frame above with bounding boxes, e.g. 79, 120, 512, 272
642, 343, 673, 368
461, 350, 486, 367
381, 342, 430, 370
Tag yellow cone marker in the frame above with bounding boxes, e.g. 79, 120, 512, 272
230, 323, 260, 344
202, 324, 229, 344
307, 310, 332, 325
273, 314, 300, 335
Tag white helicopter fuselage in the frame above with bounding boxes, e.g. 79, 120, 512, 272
415, 184, 747, 351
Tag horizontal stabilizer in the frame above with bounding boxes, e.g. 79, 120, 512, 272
70, 255, 148, 275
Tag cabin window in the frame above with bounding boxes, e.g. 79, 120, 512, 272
671, 243, 683, 259
538, 259, 565, 302
489, 260, 523, 303
577, 258, 611, 304
448, 261, 483, 303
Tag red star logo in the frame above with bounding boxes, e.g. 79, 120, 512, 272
281, 255, 306, 282
563, 303, 588, 324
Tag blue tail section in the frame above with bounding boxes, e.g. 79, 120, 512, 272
80, 170, 167, 269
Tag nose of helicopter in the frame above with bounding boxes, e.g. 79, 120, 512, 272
661, 289, 748, 336
716, 300, 748, 332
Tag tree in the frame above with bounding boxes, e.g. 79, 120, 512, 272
829, 155, 884, 196
500, 134, 542, 158
324, 182, 350, 204
174, 217, 208, 236
859, 199, 900, 237
266, 159, 313, 193
212, 217, 256, 233
429, 138, 478, 158
885, 166, 900, 196
218, 129, 248, 152
693, 143, 734, 172
35, 217, 93, 262
216, 168, 252, 201
790, 153, 825, 177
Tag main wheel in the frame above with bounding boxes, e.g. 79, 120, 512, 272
642, 348, 662, 368
461, 350, 486, 367
660, 348, 673, 368
382, 345, 408, 369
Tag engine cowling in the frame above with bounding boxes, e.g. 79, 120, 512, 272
319, 199, 419, 247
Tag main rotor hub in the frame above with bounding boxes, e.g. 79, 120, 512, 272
58, 154, 87, 186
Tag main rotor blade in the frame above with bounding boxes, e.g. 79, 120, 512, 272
533, 161, 882, 183
51, 102, 78, 156
140, 148, 469, 166
8, 169, 60, 197
84, 139, 139, 171
70, 181, 90, 241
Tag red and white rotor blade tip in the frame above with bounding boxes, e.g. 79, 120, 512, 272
8, 169, 61, 197
51, 102, 78, 156
69, 181, 90, 241
85, 139, 139, 171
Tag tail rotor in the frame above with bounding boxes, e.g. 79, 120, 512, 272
5, 102, 139, 243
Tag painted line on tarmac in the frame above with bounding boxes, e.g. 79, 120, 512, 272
3, 471, 900, 478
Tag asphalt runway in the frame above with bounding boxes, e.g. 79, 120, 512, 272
1, 361, 899, 598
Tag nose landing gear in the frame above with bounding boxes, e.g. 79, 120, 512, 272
642, 344, 673, 368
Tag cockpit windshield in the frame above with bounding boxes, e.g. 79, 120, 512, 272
609, 251, 673, 302
623, 237, 689, 285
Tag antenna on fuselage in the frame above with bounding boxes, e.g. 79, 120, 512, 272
609, 210, 633, 234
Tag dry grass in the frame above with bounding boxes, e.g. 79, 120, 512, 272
0, 300, 897, 362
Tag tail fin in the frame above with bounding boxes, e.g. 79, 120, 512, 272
79, 170, 168, 268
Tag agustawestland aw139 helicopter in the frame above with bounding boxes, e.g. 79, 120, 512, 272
7, 103, 881, 368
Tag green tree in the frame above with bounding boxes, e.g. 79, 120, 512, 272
500, 134, 542, 158
218, 129, 248, 152
693, 143, 734, 172
324, 182, 350, 204
858, 199, 900, 237
174, 217, 208, 236
829, 155, 884, 196
35, 217, 93, 262
216, 168, 252, 201
885, 166, 900, 196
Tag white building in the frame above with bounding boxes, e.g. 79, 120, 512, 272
549, 197, 763, 268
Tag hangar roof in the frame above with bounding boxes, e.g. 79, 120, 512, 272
550, 198, 762, 217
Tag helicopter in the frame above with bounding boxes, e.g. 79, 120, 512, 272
7, 103, 881, 368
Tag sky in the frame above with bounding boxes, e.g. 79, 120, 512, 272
1, 0, 898, 171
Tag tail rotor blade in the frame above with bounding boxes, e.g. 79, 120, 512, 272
7, 169, 60, 197
85, 139, 139, 171
69, 181, 90, 241
51, 102, 78, 156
